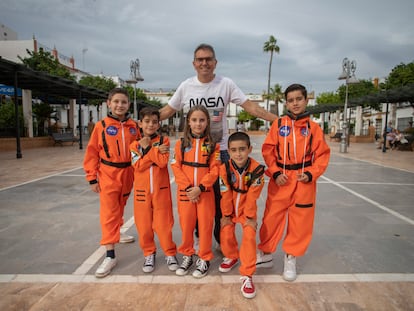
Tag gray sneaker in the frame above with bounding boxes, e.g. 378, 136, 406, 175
192, 258, 210, 278
95, 257, 117, 278
166, 255, 179, 271
283, 254, 297, 281
143, 253, 156, 273
176, 255, 193, 276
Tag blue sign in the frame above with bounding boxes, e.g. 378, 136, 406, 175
0, 84, 22, 96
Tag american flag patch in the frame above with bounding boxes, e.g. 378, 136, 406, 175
211, 110, 223, 122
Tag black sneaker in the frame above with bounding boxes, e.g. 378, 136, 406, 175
142, 253, 156, 273
192, 258, 210, 278
176, 255, 193, 276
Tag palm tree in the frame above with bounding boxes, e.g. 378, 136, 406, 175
263, 35, 280, 118
269, 83, 284, 116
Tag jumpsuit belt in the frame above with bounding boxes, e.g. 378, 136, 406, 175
277, 160, 312, 170
101, 159, 131, 168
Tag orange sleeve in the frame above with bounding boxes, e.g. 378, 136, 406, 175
199, 142, 221, 188
262, 119, 280, 178
83, 121, 103, 182
219, 163, 234, 217
171, 140, 193, 189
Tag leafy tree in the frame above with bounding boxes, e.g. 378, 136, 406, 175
384, 62, 414, 89
0, 100, 24, 131
32, 102, 56, 136
263, 35, 280, 114
79, 75, 116, 91
316, 91, 341, 105
18, 48, 75, 80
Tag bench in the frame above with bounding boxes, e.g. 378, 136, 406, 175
330, 132, 342, 142
51, 132, 79, 146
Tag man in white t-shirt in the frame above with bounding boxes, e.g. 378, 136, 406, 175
160, 43, 277, 246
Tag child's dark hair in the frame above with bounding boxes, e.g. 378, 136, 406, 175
108, 87, 130, 101
228, 131, 251, 148
284, 84, 307, 99
182, 105, 213, 150
139, 107, 160, 121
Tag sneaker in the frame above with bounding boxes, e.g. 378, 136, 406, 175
142, 253, 156, 273
256, 250, 273, 268
119, 233, 135, 244
176, 255, 193, 276
283, 254, 297, 281
219, 257, 238, 273
95, 257, 117, 278
240, 276, 256, 299
192, 258, 210, 278
166, 255, 179, 271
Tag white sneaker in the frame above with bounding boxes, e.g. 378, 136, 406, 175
256, 250, 273, 268
95, 257, 117, 278
119, 233, 135, 243
166, 255, 179, 271
143, 253, 156, 273
283, 254, 297, 281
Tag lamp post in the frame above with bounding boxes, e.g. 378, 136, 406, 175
126, 58, 144, 119
338, 58, 359, 153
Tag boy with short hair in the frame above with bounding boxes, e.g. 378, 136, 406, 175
84, 87, 139, 278
256, 83, 330, 281
130, 107, 178, 273
218, 132, 265, 299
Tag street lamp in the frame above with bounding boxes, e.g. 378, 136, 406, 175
338, 57, 359, 153
126, 58, 144, 119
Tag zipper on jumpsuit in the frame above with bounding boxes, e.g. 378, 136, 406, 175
193, 138, 200, 186
234, 170, 243, 217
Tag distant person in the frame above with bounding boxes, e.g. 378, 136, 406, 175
256, 84, 331, 282
87, 117, 95, 136
218, 132, 265, 299
171, 105, 221, 278
159, 43, 277, 249
83, 88, 139, 278
129, 107, 178, 273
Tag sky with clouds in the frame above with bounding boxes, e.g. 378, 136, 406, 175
1, 0, 413, 97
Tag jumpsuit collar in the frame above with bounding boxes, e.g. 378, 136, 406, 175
107, 111, 131, 122
286, 110, 310, 121
231, 158, 251, 175
190, 131, 206, 139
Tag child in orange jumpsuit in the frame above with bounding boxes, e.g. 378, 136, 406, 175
83, 88, 139, 278
218, 132, 265, 299
129, 107, 178, 273
256, 84, 330, 282
171, 105, 221, 278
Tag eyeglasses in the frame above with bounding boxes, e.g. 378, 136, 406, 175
194, 57, 215, 64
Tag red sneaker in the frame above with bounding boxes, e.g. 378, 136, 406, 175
218, 257, 238, 272
240, 276, 256, 299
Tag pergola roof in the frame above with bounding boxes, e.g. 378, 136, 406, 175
0, 57, 108, 100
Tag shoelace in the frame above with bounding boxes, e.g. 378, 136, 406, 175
181, 256, 192, 268
144, 254, 154, 266
240, 276, 253, 289
196, 259, 208, 271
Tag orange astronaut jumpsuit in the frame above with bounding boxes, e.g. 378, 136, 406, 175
259, 112, 330, 257
219, 158, 265, 277
171, 136, 220, 261
130, 134, 177, 257
83, 114, 139, 246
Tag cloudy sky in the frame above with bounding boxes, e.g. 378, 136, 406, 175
1, 0, 413, 97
